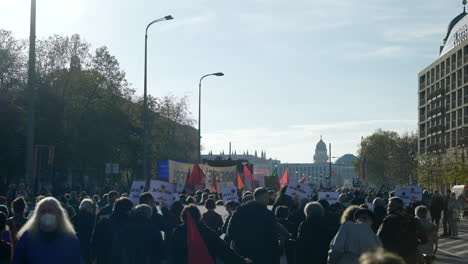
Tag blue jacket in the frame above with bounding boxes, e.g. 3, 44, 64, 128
12, 231, 83, 264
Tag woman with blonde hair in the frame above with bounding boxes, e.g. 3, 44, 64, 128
12, 197, 83, 264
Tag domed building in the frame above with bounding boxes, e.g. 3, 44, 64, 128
418, 1, 468, 158
313, 137, 329, 163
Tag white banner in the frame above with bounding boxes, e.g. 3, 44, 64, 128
150, 180, 175, 206
221, 186, 239, 203
285, 181, 312, 201
129, 181, 146, 205
318, 192, 339, 204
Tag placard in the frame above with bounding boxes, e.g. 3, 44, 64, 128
395, 189, 410, 206
129, 181, 146, 205
285, 181, 312, 200
407, 185, 423, 202
150, 180, 175, 206
318, 192, 339, 204
221, 186, 239, 203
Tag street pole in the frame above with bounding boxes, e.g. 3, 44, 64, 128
329, 143, 332, 187
142, 15, 173, 182
25, 0, 37, 190
198, 72, 224, 163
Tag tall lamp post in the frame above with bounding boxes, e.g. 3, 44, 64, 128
198, 72, 224, 163
142, 15, 173, 181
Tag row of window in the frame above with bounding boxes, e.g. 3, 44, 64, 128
419, 127, 468, 153
420, 107, 468, 136
419, 46, 468, 89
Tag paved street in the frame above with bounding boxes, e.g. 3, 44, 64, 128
435, 219, 468, 264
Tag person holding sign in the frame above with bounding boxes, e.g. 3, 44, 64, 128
202, 199, 223, 235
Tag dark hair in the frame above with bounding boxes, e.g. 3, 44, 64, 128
93, 195, 100, 203
113, 197, 134, 216
340, 205, 360, 224
216, 200, 224, 206
170, 201, 184, 216
108, 191, 120, 203
389, 197, 404, 209
354, 209, 375, 221
275, 206, 289, 219
254, 187, 269, 200
0, 196, 7, 205
12, 197, 26, 215
205, 199, 216, 210
186, 196, 196, 204
225, 201, 239, 210
181, 204, 201, 223
0, 212, 6, 231
139, 192, 154, 205
318, 199, 330, 210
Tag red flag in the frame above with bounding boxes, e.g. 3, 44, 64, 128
186, 213, 214, 264
237, 172, 244, 189
279, 168, 289, 188
185, 164, 206, 191
250, 173, 256, 191
211, 170, 218, 193
298, 176, 306, 183
243, 165, 252, 182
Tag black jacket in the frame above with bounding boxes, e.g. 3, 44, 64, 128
227, 201, 279, 264
91, 214, 131, 264
169, 222, 245, 264
296, 217, 334, 264
72, 211, 96, 264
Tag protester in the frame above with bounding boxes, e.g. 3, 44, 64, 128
92, 197, 133, 264
59, 195, 76, 219
296, 202, 330, 264
0, 212, 11, 264
328, 209, 382, 264
415, 205, 437, 262
96, 191, 119, 222
429, 190, 444, 228
71, 198, 96, 264
228, 187, 279, 264
447, 192, 461, 239
138, 192, 164, 240
359, 248, 406, 264
372, 198, 386, 233
378, 197, 427, 264
222, 200, 238, 243
112, 204, 163, 264
12, 197, 83, 264
169, 204, 250, 264
202, 199, 223, 235
441, 191, 451, 237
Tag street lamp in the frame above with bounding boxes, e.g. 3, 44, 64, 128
198, 72, 224, 163
142, 15, 173, 181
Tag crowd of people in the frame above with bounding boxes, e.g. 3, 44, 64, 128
0, 184, 465, 264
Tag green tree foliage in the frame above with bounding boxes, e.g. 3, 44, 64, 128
0, 30, 197, 188
356, 129, 418, 187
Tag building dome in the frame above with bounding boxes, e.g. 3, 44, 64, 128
335, 154, 358, 166
316, 138, 327, 151
314, 137, 328, 164
444, 9, 467, 44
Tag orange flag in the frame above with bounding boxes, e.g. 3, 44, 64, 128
279, 168, 290, 188
237, 172, 244, 189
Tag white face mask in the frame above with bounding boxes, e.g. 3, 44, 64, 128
40, 213, 57, 232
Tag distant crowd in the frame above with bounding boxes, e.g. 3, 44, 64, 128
0, 183, 465, 264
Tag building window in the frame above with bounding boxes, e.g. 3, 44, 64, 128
447, 58, 451, 73
465, 107, 468, 125
436, 65, 440, 81
452, 92, 457, 109
458, 109, 463, 126
452, 130, 457, 147
458, 50, 463, 68
452, 54, 457, 71
458, 69, 463, 87
442, 61, 446, 76
452, 111, 457, 128
446, 114, 451, 130
446, 133, 451, 148
446, 94, 451, 111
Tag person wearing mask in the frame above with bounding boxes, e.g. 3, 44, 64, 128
415, 205, 438, 262
328, 209, 382, 264
0, 212, 11, 264
96, 191, 119, 222
169, 205, 250, 264
112, 205, 163, 264
71, 198, 96, 264
202, 199, 223, 235
6, 197, 27, 247
448, 192, 461, 239
296, 202, 330, 264
12, 197, 83, 264
228, 187, 279, 264
377, 197, 427, 264
92, 197, 133, 264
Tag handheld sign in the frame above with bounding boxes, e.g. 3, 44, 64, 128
285, 181, 312, 201
318, 192, 339, 204
129, 181, 146, 205
395, 189, 410, 206
407, 186, 422, 202
150, 180, 175, 206
221, 186, 239, 203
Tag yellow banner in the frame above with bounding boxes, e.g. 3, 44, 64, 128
168, 160, 237, 191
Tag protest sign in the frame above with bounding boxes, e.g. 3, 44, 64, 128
407, 185, 423, 202
318, 192, 339, 204
150, 180, 175, 206
285, 181, 312, 200
129, 181, 146, 204
395, 189, 410, 206
221, 186, 239, 203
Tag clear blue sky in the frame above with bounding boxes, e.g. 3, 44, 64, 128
0, 0, 462, 162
